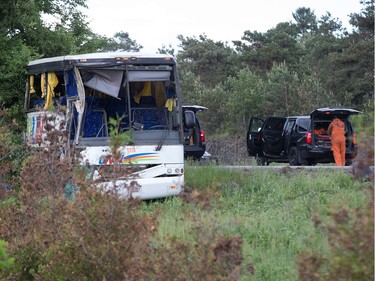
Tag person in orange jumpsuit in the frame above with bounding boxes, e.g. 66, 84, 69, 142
327, 116, 346, 166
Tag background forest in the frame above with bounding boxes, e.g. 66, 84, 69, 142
0, 0, 373, 137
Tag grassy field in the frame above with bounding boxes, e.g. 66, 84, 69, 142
0, 161, 371, 280
143, 165, 372, 281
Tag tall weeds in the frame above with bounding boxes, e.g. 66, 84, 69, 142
297, 191, 374, 281
0, 114, 252, 280
0, 110, 29, 193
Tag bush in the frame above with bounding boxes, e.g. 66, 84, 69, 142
297, 128, 374, 281
0, 114, 252, 280
297, 190, 374, 280
0, 240, 14, 270
0, 109, 29, 191
0, 186, 252, 280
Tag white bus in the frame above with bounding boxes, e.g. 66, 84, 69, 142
24, 52, 195, 200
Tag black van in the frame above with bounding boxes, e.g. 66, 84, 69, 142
247, 108, 361, 166
182, 105, 207, 160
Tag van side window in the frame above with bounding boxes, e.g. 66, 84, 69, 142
266, 117, 285, 131
250, 119, 263, 132
285, 120, 295, 133
296, 118, 309, 133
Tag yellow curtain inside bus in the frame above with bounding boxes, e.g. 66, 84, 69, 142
29, 75, 36, 94
41, 72, 59, 110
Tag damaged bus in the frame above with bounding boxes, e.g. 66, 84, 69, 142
24, 52, 194, 200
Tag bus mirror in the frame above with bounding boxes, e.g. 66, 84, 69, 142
184, 110, 195, 129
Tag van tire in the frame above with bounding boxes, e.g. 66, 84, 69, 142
256, 156, 266, 166
288, 147, 300, 166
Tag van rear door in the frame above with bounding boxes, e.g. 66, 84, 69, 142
311, 108, 361, 160
310, 108, 361, 119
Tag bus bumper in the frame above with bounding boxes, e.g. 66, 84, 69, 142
97, 175, 184, 200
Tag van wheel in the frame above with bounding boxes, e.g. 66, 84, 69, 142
288, 147, 300, 166
256, 156, 266, 166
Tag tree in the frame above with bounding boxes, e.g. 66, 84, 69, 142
297, 12, 344, 84
293, 7, 318, 35
179, 70, 229, 134
226, 68, 265, 128
324, 0, 374, 109
0, 0, 106, 120
0, 0, 94, 55
262, 62, 300, 116
100, 31, 143, 52
317, 12, 344, 36
158, 44, 175, 56
177, 34, 238, 88
234, 22, 303, 75
196, 85, 229, 134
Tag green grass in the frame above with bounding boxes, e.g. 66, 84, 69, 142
144, 166, 370, 281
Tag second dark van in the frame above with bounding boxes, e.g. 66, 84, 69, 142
183, 105, 207, 160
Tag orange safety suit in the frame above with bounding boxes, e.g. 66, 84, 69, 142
327, 117, 346, 166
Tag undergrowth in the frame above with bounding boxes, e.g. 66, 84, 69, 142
0, 109, 373, 281
169, 166, 373, 281
0, 112, 252, 280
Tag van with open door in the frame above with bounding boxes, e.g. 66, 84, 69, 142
182, 105, 207, 160
247, 108, 361, 166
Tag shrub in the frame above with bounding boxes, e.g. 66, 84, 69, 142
0, 109, 29, 191
0, 186, 252, 280
297, 191, 374, 281
0, 115, 251, 280
297, 117, 374, 280
0, 240, 14, 270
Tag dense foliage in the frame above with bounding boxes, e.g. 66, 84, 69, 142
177, 1, 374, 134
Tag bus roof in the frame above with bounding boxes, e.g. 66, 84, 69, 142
27, 52, 175, 74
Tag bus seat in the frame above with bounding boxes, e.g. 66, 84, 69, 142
34, 99, 45, 108
132, 108, 166, 130
59, 96, 67, 106
83, 109, 108, 137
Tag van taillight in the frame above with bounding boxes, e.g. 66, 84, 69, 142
200, 130, 205, 142
306, 132, 312, 144
353, 133, 357, 145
